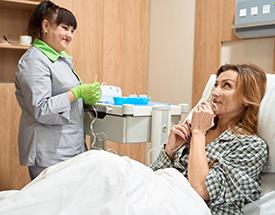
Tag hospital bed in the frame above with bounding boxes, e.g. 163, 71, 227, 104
83, 74, 275, 211
243, 73, 275, 214
83, 74, 275, 212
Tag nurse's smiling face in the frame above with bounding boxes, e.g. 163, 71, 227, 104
42, 19, 75, 52
211, 70, 245, 119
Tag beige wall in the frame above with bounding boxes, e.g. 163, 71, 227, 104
148, 0, 195, 107
222, 38, 275, 73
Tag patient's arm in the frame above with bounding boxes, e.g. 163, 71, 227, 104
150, 123, 190, 171
165, 121, 191, 160
188, 129, 210, 200
150, 146, 175, 171
188, 102, 214, 200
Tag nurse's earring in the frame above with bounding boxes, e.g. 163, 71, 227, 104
42, 30, 47, 36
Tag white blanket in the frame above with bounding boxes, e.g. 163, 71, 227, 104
0, 150, 210, 215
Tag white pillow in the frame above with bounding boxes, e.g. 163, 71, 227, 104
258, 74, 275, 173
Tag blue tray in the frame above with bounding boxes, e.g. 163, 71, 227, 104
113, 96, 150, 105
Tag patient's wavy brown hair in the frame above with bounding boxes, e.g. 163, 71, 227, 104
216, 63, 266, 135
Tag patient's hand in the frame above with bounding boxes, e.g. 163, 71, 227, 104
191, 101, 215, 134
165, 120, 191, 159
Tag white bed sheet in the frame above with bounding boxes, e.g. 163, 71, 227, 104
244, 191, 275, 215
0, 150, 210, 215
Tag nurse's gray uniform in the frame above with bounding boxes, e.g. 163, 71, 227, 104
15, 43, 85, 168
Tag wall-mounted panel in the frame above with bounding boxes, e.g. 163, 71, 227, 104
235, 0, 275, 38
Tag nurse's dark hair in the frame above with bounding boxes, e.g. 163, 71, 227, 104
216, 63, 266, 135
28, 0, 77, 39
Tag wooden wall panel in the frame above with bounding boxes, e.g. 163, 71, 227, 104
0, 49, 25, 82
221, 0, 239, 42
102, 0, 149, 163
0, 3, 35, 191
53, 0, 72, 9
0, 84, 30, 190
102, 0, 149, 95
71, 0, 104, 83
192, 0, 222, 106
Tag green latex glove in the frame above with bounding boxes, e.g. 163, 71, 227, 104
71, 82, 101, 105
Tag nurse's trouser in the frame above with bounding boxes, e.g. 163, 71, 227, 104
28, 166, 46, 180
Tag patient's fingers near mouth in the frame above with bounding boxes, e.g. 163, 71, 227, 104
172, 127, 186, 140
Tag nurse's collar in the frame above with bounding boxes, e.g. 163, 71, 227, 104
33, 38, 71, 62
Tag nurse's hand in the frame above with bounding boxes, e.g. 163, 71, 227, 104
71, 82, 101, 105
165, 120, 191, 160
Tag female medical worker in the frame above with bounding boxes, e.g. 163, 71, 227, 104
15, 0, 100, 180
151, 64, 268, 214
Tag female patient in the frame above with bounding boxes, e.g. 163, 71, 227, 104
0, 64, 267, 215
151, 63, 268, 214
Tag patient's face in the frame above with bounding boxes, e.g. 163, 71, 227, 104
211, 70, 244, 119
